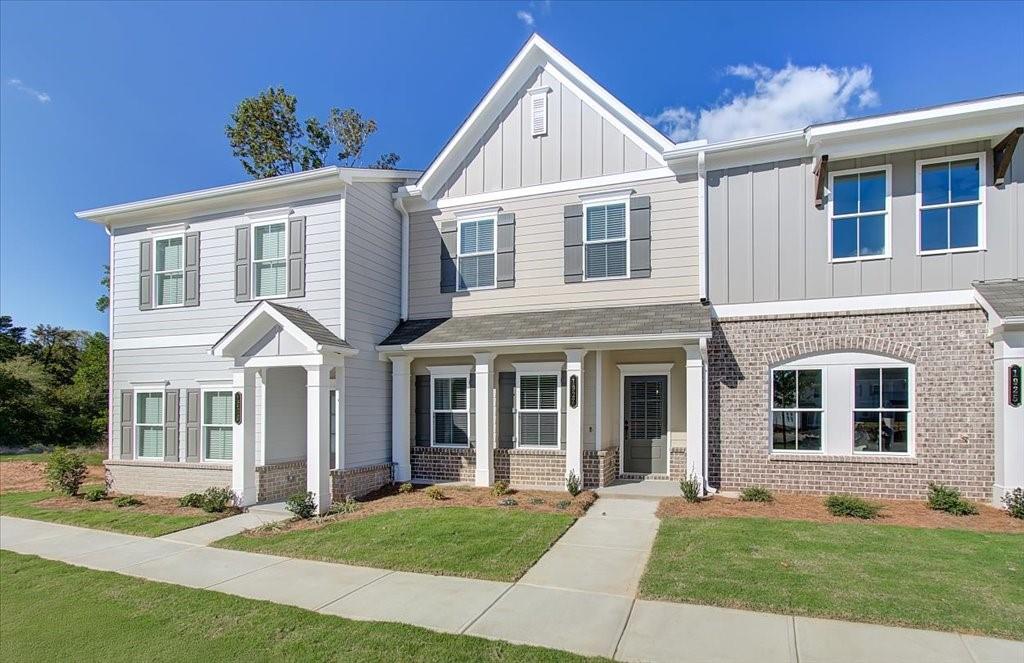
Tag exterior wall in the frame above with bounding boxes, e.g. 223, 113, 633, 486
256, 460, 306, 503
410, 447, 476, 483
409, 175, 700, 319
409, 447, 617, 489
708, 140, 1024, 305
331, 463, 393, 499
708, 306, 994, 500
104, 459, 231, 496
669, 448, 686, 480
584, 448, 619, 488
264, 366, 306, 463
438, 66, 659, 199
494, 448, 565, 487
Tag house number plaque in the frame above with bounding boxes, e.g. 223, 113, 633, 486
234, 392, 243, 424
569, 375, 578, 409
1010, 365, 1022, 408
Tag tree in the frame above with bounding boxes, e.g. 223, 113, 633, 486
0, 315, 26, 362
0, 356, 61, 447
27, 325, 83, 385
68, 333, 109, 440
96, 265, 110, 313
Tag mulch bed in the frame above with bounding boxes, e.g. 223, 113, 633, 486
0, 461, 105, 494
658, 493, 1024, 534
32, 493, 240, 518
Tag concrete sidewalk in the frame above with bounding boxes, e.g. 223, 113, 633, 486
1, 511, 1020, 662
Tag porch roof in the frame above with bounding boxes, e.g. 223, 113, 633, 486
212, 300, 355, 359
379, 302, 711, 350
974, 279, 1024, 322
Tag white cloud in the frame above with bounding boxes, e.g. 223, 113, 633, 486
517, 10, 535, 26
649, 63, 879, 143
6, 78, 50, 103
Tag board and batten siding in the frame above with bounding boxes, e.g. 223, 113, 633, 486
708, 140, 1024, 305
437, 67, 659, 199
409, 175, 700, 319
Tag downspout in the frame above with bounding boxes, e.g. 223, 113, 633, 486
393, 194, 410, 321
105, 223, 114, 461
700, 336, 714, 494
697, 150, 708, 302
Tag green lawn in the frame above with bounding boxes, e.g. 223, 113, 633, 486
0, 491, 219, 537
0, 551, 598, 663
217, 506, 575, 582
0, 449, 106, 465
640, 517, 1024, 640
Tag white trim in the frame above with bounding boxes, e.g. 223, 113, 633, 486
200, 387, 234, 464
250, 219, 289, 300
617, 363, 675, 375
430, 371, 472, 448
456, 215, 497, 291
339, 194, 347, 341
245, 207, 293, 222
378, 330, 712, 353
426, 365, 474, 377
112, 333, 222, 350
578, 188, 635, 203
454, 206, 502, 220
195, 378, 233, 386
394, 194, 409, 321
152, 234, 186, 309
242, 353, 347, 368
827, 164, 892, 263
616, 364, 672, 476
583, 197, 630, 281
129, 380, 169, 389
769, 366, 826, 454
915, 152, 987, 255
850, 365, 915, 457
697, 151, 707, 300
711, 290, 977, 318
147, 222, 189, 235
529, 86, 549, 137
512, 361, 565, 373
514, 369, 562, 450
133, 388, 165, 460
211, 300, 357, 359
594, 350, 604, 451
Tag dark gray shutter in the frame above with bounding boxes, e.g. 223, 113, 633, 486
468, 372, 476, 446
414, 375, 431, 447
498, 372, 515, 449
234, 226, 250, 302
564, 204, 584, 283
440, 220, 458, 293
496, 213, 516, 289
183, 232, 200, 307
629, 196, 651, 279
185, 388, 201, 462
287, 216, 306, 298
163, 389, 180, 462
139, 239, 153, 310
120, 390, 134, 459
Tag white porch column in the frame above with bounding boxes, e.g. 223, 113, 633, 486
391, 355, 413, 483
474, 352, 494, 487
993, 332, 1024, 505
565, 349, 587, 483
685, 343, 706, 493
231, 367, 258, 506
306, 365, 332, 515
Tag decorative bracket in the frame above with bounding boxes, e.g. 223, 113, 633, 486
813, 154, 829, 209
993, 127, 1022, 187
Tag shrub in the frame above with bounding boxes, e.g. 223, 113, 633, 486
45, 448, 88, 496
927, 482, 978, 516
491, 480, 510, 497
113, 495, 141, 508
739, 486, 774, 503
529, 497, 545, 505
679, 475, 701, 503
424, 485, 445, 501
201, 487, 234, 513
83, 485, 107, 502
286, 491, 317, 519
555, 499, 572, 510
565, 470, 581, 497
178, 492, 204, 509
825, 494, 880, 519
330, 496, 359, 515
1002, 488, 1024, 519
498, 497, 518, 507
398, 482, 414, 494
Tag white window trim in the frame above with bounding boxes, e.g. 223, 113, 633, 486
583, 197, 631, 281
528, 86, 550, 137
851, 364, 915, 457
456, 215, 497, 292
770, 367, 826, 454
152, 234, 185, 309
827, 164, 892, 264
429, 369, 471, 448
200, 388, 233, 464
513, 362, 564, 450
134, 389, 164, 460
915, 152, 987, 256
251, 219, 289, 300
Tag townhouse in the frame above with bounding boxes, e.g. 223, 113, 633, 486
77, 35, 1023, 513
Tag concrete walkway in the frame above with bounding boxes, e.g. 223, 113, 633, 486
158, 501, 292, 545
1, 509, 1020, 662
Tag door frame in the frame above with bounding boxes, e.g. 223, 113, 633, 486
618, 363, 674, 475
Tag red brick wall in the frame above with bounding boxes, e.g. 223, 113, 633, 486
411, 447, 476, 483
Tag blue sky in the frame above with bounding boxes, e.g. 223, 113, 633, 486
2, 0, 1022, 333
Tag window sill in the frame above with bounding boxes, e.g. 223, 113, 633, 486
768, 453, 918, 465
504, 447, 565, 456
104, 459, 232, 470
917, 247, 984, 256
828, 254, 891, 264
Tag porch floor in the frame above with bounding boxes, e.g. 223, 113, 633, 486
596, 478, 679, 499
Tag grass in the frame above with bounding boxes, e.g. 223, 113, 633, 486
0, 449, 106, 466
640, 516, 1024, 640
217, 506, 575, 582
0, 491, 219, 537
0, 551, 599, 663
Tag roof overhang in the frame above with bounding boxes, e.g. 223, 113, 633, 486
377, 331, 710, 358
211, 301, 357, 360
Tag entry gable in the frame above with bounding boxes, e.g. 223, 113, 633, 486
211, 301, 356, 359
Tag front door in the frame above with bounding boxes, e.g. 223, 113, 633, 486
623, 375, 668, 475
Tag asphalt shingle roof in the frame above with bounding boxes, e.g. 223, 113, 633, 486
974, 279, 1024, 320
380, 302, 711, 347
267, 302, 353, 350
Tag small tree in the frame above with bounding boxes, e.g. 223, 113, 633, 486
45, 448, 87, 496
226, 87, 306, 179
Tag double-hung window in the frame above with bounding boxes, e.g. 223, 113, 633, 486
829, 168, 889, 261
253, 222, 287, 298
203, 390, 233, 462
771, 368, 823, 452
918, 155, 984, 253
517, 373, 559, 447
432, 374, 470, 447
584, 200, 628, 279
135, 391, 164, 459
853, 367, 911, 454
154, 236, 184, 307
457, 218, 495, 290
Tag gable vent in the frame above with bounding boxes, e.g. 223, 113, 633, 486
529, 86, 550, 137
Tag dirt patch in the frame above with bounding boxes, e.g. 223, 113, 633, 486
0, 461, 105, 494
247, 485, 596, 536
658, 493, 1024, 534
32, 493, 239, 519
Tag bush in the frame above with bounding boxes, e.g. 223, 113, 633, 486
529, 497, 545, 505
555, 499, 571, 510
113, 495, 141, 508
44, 448, 87, 496
83, 485, 107, 502
286, 491, 317, 519
398, 482, 414, 494
1002, 488, 1024, 519
825, 494, 880, 519
739, 486, 774, 503
565, 470, 581, 497
200, 487, 234, 513
424, 486, 445, 501
491, 480, 510, 497
498, 497, 518, 507
178, 492, 204, 509
330, 496, 360, 515
679, 475, 701, 503
927, 482, 978, 516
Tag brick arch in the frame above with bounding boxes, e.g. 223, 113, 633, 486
764, 336, 918, 367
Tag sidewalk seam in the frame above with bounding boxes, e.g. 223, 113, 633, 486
313, 570, 397, 613
611, 598, 636, 661
202, 556, 289, 589
458, 582, 516, 635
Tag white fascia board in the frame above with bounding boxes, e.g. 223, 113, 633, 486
666, 131, 806, 173
377, 331, 712, 354
712, 290, 978, 319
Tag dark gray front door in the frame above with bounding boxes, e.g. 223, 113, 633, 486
623, 375, 668, 474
